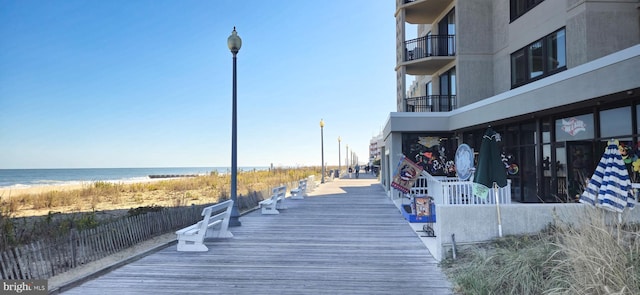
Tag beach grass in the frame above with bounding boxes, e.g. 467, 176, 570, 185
0, 166, 322, 250
441, 209, 640, 294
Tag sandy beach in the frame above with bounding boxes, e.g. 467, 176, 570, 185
0, 183, 88, 198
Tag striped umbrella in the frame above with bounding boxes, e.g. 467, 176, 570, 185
579, 140, 635, 213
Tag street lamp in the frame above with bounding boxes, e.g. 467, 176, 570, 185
346, 144, 349, 171
338, 136, 341, 177
227, 27, 242, 227
320, 119, 325, 184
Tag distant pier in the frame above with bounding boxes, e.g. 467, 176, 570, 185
148, 174, 199, 179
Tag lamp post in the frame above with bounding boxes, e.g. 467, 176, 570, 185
320, 119, 325, 184
338, 136, 341, 177
227, 27, 242, 227
346, 144, 349, 171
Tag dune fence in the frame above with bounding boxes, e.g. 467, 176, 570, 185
0, 190, 269, 280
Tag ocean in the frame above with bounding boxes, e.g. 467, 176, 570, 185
0, 167, 269, 189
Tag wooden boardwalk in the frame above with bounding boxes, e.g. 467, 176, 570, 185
59, 176, 454, 294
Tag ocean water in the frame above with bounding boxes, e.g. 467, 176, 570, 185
0, 167, 269, 189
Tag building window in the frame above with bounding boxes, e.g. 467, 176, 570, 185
510, 28, 566, 88
600, 107, 632, 138
555, 113, 594, 142
510, 0, 545, 22
547, 29, 566, 71
528, 40, 544, 79
511, 50, 526, 86
439, 67, 456, 111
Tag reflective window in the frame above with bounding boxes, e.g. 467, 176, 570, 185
542, 120, 551, 143
555, 114, 594, 141
505, 125, 518, 146
637, 104, 640, 133
547, 29, 566, 71
511, 50, 526, 86
510, 28, 566, 88
529, 41, 544, 79
600, 107, 632, 138
521, 122, 537, 145
510, 0, 545, 21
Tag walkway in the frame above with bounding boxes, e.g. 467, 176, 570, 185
57, 175, 454, 294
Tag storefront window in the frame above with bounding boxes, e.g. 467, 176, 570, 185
542, 144, 553, 201
542, 120, 551, 143
555, 145, 568, 201
402, 133, 455, 176
600, 106, 631, 138
505, 125, 518, 146
521, 122, 536, 145
637, 105, 640, 133
521, 146, 538, 202
555, 114, 594, 141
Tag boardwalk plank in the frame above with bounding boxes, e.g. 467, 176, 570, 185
60, 177, 454, 294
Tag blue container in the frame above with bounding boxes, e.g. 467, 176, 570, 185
401, 203, 436, 223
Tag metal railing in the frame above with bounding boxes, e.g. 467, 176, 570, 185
404, 35, 456, 61
405, 95, 457, 112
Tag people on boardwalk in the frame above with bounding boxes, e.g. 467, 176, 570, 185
355, 164, 360, 178
348, 167, 353, 178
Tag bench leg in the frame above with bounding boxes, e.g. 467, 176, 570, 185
261, 205, 279, 215
276, 199, 287, 210
177, 239, 209, 252
290, 190, 304, 200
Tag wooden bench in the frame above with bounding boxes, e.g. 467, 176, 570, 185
290, 179, 307, 200
175, 200, 234, 252
259, 185, 287, 215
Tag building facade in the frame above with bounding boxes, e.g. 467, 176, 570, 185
382, 0, 640, 203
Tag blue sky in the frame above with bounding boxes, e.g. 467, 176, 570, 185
0, 0, 396, 169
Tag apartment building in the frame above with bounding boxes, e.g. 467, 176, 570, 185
382, 0, 640, 203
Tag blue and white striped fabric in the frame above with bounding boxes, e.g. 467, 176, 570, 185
579, 140, 635, 213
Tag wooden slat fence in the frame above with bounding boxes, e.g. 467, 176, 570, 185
0, 187, 286, 281
0, 205, 204, 280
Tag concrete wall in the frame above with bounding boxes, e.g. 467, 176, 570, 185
456, 0, 495, 107
567, 0, 640, 67
429, 203, 640, 261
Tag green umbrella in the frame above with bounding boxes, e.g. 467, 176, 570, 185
473, 127, 508, 236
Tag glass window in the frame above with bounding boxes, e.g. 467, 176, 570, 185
511, 49, 526, 86
505, 125, 518, 146
510, 0, 545, 22
511, 27, 566, 88
522, 146, 538, 202
542, 120, 551, 143
555, 114, 594, 141
547, 29, 566, 71
521, 122, 536, 145
600, 107, 632, 137
636, 104, 640, 133
529, 41, 544, 79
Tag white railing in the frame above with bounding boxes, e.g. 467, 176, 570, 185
411, 171, 511, 205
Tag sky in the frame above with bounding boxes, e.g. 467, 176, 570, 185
0, 0, 397, 169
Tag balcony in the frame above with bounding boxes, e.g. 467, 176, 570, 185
402, 0, 454, 24
401, 35, 456, 75
405, 95, 457, 112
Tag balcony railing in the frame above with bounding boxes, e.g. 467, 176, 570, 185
405, 95, 457, 112
404, 35, 455, 61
